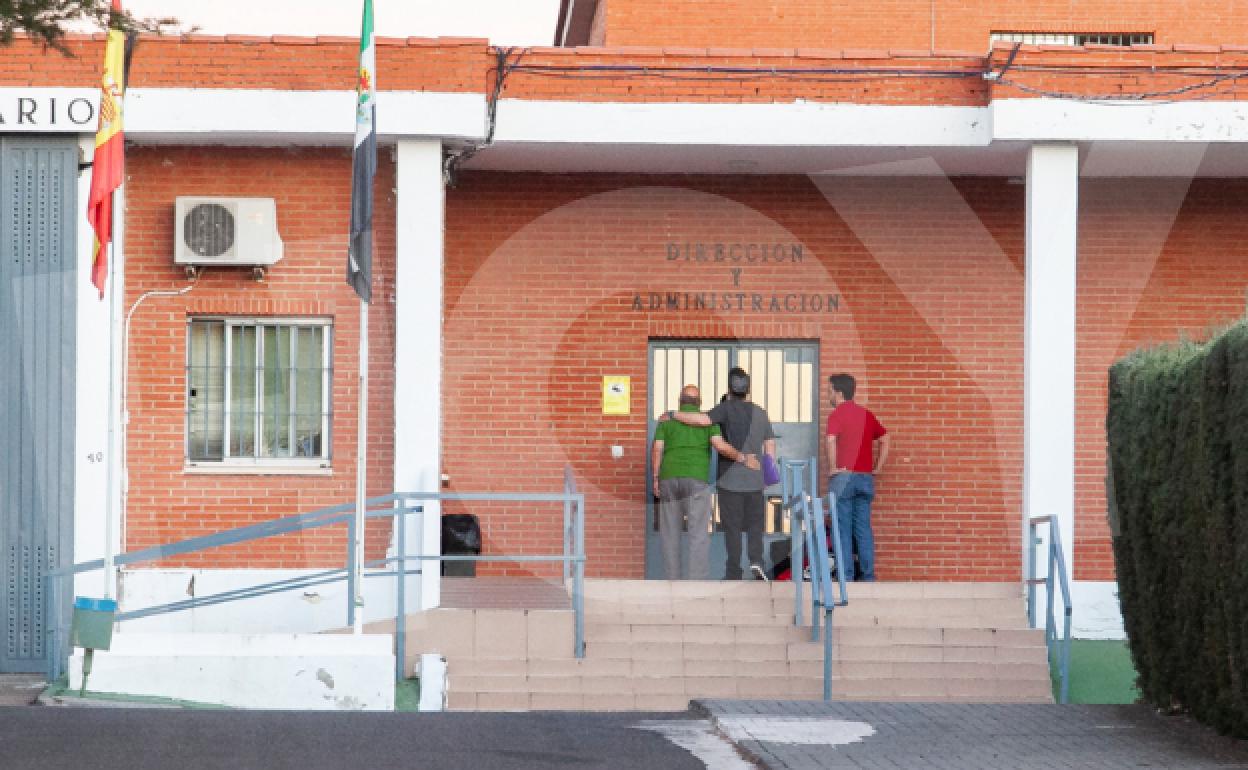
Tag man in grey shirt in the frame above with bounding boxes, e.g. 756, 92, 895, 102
668, 367, 776, 580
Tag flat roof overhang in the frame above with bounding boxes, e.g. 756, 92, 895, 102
12, 87, 1248, 178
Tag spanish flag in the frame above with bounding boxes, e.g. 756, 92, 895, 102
86, 0, 129, 300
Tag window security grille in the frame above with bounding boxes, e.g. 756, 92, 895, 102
991, 32, 1154, 47
186, 318, 332, 464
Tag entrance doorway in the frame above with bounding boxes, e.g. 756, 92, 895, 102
1, 138, 78, 672
645, 341, 819, 579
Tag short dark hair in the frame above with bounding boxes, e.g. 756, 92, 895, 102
728, 367, 750, 397
829, 373, 856, 400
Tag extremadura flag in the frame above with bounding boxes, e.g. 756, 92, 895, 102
347, 0, 377, 302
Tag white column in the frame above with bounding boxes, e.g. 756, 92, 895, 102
1023, 143, 1078, 579
394, 139, 445, 611
73, 133, 119, 601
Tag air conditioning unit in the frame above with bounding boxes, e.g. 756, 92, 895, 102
174, 197, 284, 269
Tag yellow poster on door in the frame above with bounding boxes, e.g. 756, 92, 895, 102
602, 376, 630, 415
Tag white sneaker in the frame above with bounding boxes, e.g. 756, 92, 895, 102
750, 564, 769, 582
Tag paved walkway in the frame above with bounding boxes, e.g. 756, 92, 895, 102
693, 700, 1248, 769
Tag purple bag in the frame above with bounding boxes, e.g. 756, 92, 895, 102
761, 454, 781, 486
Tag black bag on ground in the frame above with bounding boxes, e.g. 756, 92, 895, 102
441, 514, 482, 577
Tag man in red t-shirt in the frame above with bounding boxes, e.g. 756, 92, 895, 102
825, 373, 890, 581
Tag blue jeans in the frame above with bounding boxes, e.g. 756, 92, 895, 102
830, 472, 876, 581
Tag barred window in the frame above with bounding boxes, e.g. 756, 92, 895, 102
186, 318, 332, 465
991, 32, 1153, 47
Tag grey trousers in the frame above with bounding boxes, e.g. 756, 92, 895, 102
658, 477, 713, 580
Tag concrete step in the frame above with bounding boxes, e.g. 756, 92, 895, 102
436, 640, 1046, 673
446, 672, 1054, 710
450, 689, 1054, 711
400, 611, 1041, 664
585, 621, 812, 645
586, 611, 1033, 630
586, 596, 1032, 623
450, 691, 697, 712
395, 607, 578, 663
582, 579, 1023, 602
399, 580, 1051, 710
586, 595, 1028, 617
444, 657, 1049, 684
791, 660, 1051, 681
574, 631, 1044, 660
399, 610, 1044, 668
792, 641, 1046, 664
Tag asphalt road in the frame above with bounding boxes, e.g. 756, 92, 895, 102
0, 708, 717, 770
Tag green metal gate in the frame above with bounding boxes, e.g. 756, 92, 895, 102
1, 137, 78, 673
646, 340, 819, 579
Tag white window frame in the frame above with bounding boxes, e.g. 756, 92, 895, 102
184, 316, 333, 471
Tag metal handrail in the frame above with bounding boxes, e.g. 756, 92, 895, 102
564, 469, 586, 658
780, 457, 848, 700
563, 466, 576, 585
44, 474, 587, 682
783, 458, 808, 625
1026, 513, 1073, 704
783, 458, 821, 626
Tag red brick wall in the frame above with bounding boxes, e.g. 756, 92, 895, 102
1075, 179, 1248, 580
80, 154, 1248, 581
598, 0, 1248, 51
990, 47, 1248, 101
0, 35, 490, 91
123, 146, 396, 567
3, 36, 989, 106
442, 172, 1248, 582
7, 35, 1246, 109
6, 36, 1246, 581
589, 0, 609, 46
499, 49, 988, 106
442, 173, 1028, 581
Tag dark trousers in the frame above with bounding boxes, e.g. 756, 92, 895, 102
718, 489, 764, 579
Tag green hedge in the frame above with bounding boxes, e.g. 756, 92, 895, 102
1107, 321, 1248, 737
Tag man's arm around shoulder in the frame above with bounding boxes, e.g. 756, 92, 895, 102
670, 409, 713, 427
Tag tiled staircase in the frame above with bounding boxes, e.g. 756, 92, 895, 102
400, 577, 1053, 711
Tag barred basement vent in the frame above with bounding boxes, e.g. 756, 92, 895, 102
183, 202, 236, 258
991, 31, 1154, 47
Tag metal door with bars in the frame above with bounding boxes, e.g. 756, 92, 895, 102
646, 341, 819, 579
1, 138, 78, 672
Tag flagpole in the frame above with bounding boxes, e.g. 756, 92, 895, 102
348, 0, 375, 636
92, 1, 130, 601
354, 298, 368, 634
103, 192, 119, 599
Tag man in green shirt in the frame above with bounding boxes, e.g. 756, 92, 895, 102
652, 384, 743, 579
